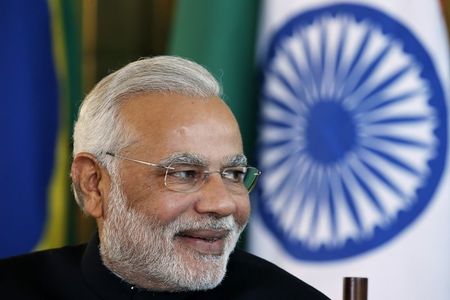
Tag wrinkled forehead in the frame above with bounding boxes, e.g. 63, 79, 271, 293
117, 93, 244, 163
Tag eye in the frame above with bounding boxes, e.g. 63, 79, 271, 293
222, 167, 246, 183
166, 164, 203, 181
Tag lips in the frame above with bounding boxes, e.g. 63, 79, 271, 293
175, 229, 230, 255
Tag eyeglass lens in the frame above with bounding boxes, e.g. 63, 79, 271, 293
164, 163, 260, 193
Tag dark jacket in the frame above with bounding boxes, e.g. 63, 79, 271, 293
0, 234, 330, 299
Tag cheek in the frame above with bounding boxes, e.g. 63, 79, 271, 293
234, 197, 251, 227
134, 190, 194, 224
119, 169, 171, 212
121, 175, 163, 205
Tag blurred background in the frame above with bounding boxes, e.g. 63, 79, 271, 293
1, 0, 450, 299
1, 0, 261, 253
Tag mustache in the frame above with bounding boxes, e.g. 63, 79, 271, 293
166, 215, 238, 234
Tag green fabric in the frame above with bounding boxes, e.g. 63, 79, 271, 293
169, 0, 260, 163
61, 0, 82, 245
61, 0, 82, 129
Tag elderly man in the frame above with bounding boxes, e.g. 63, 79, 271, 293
0, 56, 329, 299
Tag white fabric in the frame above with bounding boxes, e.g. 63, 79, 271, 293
250, 1, 450, 299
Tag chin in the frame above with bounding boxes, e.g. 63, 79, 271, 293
166, 245, 230, 291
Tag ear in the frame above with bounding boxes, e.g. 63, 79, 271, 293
71, 152, 110, 219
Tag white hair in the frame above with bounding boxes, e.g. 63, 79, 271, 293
72, 56, 221, 209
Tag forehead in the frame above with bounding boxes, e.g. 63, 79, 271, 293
118, 93, 244, 163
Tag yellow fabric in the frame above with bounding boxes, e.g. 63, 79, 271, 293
35, 0, 70, 250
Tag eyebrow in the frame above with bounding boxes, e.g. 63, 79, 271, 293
158, 152, 247, 167
158, 152, 206, 166
224, 154, 247, 167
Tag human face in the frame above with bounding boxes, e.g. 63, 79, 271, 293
100, 172, 242, 291
100, 93, 250, 290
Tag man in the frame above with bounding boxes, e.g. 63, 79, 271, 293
0, 56, 329, 299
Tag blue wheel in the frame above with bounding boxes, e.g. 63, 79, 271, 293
256, 4, 447, 261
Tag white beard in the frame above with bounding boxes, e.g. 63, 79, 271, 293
99, 176, 245, 291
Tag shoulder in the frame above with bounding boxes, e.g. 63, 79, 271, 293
214, 249, 330, 300
0, 244, 85, 274
0, 244, 87, 299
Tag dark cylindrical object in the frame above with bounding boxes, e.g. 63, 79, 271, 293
343, 277, 368, 300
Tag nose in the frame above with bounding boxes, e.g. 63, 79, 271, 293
193, 173, 237, 217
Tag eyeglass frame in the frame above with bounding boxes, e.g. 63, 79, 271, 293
105, 152, 261, 194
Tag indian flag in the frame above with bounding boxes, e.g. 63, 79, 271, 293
249, 0, 450, 299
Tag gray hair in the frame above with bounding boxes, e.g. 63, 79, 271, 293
72, 56, 221, 209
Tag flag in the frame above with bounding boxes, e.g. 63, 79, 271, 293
0, 0, 81, 258
249, 0, 450, 299
169, 0, 260, 159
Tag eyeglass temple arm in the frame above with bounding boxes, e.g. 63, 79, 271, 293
105, 152, 169, 169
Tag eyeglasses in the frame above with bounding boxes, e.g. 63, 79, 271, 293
106, 152, 261, 194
